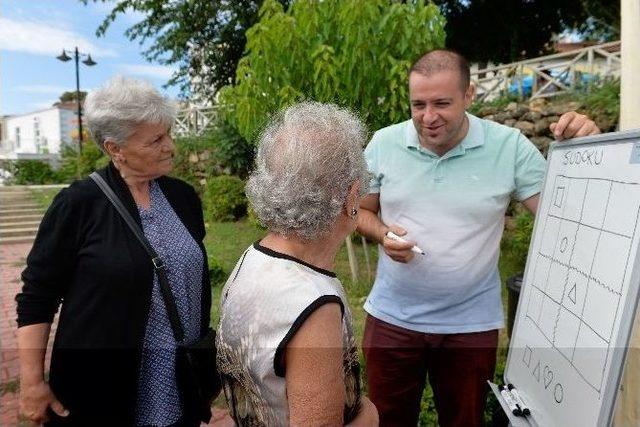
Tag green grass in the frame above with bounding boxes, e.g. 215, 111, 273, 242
205, 220, 522, 424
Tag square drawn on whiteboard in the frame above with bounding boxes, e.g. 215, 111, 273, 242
549, 175, 566, 216
554, 186, 565, 208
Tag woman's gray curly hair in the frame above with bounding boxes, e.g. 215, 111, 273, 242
246, 101, 370, 241
84, 75, 175, 151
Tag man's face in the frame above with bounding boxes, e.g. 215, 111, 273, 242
409, 70, 474, 156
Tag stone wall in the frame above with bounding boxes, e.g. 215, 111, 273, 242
474, 99, 603, 155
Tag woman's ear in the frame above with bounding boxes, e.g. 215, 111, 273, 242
344, 180, 361, 218
103, 140, 119, 157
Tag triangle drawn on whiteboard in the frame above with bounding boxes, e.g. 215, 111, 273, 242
568, 283, 577, 305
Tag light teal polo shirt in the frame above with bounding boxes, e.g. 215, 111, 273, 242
364, 113, 546, 333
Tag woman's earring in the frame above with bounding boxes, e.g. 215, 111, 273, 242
350, 208, 358, 219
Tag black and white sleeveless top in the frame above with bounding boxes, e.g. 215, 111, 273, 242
216, 242, 361, 426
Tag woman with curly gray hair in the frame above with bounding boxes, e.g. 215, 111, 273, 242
216, 101, 378, 426
16, 76, 214, 426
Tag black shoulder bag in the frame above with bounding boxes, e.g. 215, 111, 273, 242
90, 172, 221, 424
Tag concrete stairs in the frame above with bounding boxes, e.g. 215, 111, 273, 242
0, 187, 45, 244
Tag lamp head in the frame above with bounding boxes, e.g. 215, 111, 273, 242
82, 55, 97, 66
56, 50, 71, 62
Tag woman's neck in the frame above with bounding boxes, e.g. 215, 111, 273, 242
113, 161, 152, 208
260, 232, 343, 272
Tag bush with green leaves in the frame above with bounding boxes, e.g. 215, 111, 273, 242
203, 175, 247, 222
173, 117, 254, 192
501, 209, 534, 274
56, 142, 109, 182
576, 77, 620, 132
2, 159, 58, 185
219, 0, 445, 142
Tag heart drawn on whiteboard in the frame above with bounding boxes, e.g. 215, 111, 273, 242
543, 365, 554, 389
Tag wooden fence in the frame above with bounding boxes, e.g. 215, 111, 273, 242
472, 41, 621, 102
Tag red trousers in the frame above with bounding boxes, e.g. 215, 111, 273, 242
362, 315, 498, 427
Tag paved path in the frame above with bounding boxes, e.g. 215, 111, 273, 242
0, 243, 230, 426
1, 243, 39, 426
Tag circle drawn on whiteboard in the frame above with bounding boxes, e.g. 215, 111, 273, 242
559, 237, 568, 253
554, 383, 564, 403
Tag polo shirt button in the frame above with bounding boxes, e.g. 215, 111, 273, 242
434, 176, 444, 183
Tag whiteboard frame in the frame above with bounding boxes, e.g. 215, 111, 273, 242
505, 129, 640, 427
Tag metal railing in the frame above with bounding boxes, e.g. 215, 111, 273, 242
173, 106, 218, 137
471, 41, 621, 102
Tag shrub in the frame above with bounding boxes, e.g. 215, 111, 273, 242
208, 258, 227, 287
56, 142, 108, 182
203, 175, 247, 222
577, 77, 620, 132
172, 117, 254, 193
501, 208, 534, 274
208, 117, 254, 179
5, 160, 58, 185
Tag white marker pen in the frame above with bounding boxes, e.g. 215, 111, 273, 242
385, 231, 426, 255
499, 385, 523, 416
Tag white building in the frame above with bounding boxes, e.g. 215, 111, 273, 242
0, 103, 79, 161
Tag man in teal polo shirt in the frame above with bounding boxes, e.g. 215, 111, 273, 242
357, 50, 600, 426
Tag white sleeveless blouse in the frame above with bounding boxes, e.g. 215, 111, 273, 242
216, 243, 361, 426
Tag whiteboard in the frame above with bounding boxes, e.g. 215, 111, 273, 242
505, 130, 640, 427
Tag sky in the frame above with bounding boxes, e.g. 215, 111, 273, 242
0, 0, 180, 116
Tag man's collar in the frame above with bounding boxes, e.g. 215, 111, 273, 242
405, 112, 485, 157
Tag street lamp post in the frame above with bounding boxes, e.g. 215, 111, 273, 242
56, 47, 96, 153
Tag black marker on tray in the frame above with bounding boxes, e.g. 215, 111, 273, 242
508, 384, 531, 416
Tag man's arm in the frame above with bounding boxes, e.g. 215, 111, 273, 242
521, 194, 539, 214
357, 194, 416, 263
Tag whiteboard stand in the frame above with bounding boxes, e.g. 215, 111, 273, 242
488, 381, 532, 427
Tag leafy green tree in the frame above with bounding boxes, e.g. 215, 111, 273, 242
220, 0, 445, 141
81, 0, 288, 100
58, 91, 87, 103
433, 0, 588, 63
578, 0, 620, 41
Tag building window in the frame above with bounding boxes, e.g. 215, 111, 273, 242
15, 127, 20, 148
34, 118, 41, 152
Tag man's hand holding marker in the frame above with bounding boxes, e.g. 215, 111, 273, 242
381, 225, 425, 263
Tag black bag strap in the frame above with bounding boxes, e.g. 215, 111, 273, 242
89, 172, 186, 343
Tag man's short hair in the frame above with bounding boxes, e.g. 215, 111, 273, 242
409, 49, 471, 92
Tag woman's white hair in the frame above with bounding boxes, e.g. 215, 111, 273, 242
246, 101, 370, 241
84, 75, 176, 151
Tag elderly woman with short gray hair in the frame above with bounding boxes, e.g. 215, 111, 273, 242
216, 101, 378, 426
16, 76, 212, 426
